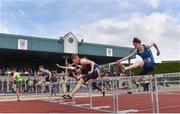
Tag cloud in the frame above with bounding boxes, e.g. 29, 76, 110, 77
147, 0, 161, 9
116, 0, 132, 9
0, 22, 12, 33
73, 12, 180, 62
0, 1, 2, 8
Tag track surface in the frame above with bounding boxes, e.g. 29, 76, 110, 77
0, 92, 180, 113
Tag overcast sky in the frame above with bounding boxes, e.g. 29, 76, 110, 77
0, 0, 180, 62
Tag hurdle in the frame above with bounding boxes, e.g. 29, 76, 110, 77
53, 78, 119, 113
87, 78, 117, 112
42, 73, 180, 113
154, 72, 180, 113
114, 75, 157, 113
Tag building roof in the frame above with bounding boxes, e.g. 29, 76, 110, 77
0, 33, 134, 64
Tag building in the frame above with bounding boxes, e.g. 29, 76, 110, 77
0, 32, 134, 69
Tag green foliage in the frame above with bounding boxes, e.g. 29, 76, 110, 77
132, 63, 180, 75
109, 62, 180, 75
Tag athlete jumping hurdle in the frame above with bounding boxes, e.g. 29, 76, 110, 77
117, 37, 160, 75
62, 54, 105, 99
35, 65, 52, 86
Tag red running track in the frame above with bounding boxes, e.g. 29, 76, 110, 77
0, 92, 180, 113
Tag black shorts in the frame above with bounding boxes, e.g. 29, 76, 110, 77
45, 76, 51, 82
82, 69, 99, 82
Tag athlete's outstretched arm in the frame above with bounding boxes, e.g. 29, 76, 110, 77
56, 64, 75, 70
116, 49, 137, 63
146, 42, 160, 56
44, 69, 52, 79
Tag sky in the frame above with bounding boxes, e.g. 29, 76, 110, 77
0, 0, 180, 62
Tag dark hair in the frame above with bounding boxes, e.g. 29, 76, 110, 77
11, 68, 16, 71
133, 37, 141, 43
39, 65, 44, 69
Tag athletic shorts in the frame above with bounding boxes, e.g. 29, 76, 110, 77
45, 76, 51, 82
16, 81, 21, 89
82, 69, 99, 82
140, 62, 155, 75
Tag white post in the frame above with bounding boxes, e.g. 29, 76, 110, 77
128, 59, 131, 77
150, 76, 155, 113
155, 76, 159, 113
115, 78, 119, 112
59, 81, 62, 104
48, 83, 52, 101
112, 78, 116, 112
88, 80, 93, 109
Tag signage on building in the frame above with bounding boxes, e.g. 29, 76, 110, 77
106, 48, 113, 56
17, 39, 28, 50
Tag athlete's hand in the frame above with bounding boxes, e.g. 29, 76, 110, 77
157, 50, 160, 56
56, 64, 60, 67
88, 71, 93, 75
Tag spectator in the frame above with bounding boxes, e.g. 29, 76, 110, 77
27, 79, 33, 93
143, 80, 149, 92
27, 78, 33, 93
66, 79, 71, 92
33, 79, 37, 93
3, 79, 7, 93
24, 71, 29, 76
5, 68, 10, 76
0, 79, 2, 92
59, 71, 67, 95
21, 79, 26, 93
26, 78, 29, 92
51, 73, 58, 95
0, 69, 2, 75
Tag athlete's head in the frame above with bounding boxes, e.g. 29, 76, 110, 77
39, 65, 44, 71
71, 54, 80, 64
10, 68, 16, 75
133, 37, 141, 49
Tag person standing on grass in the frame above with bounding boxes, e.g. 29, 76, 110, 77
116, 37, 160, 75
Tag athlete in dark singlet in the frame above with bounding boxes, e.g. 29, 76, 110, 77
62, 54, 105, 99
117, 37, 160, 75
35, 65, 52, 86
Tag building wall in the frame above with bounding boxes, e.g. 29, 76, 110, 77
78, 42, 133, 57
0, 33, 133, 58
0, 33, 64, 53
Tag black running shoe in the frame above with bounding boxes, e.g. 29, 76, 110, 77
62, 95, 72, 99
61, 94, 66, 97
102, 91, 105, 97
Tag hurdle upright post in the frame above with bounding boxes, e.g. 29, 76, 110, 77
150, 75, 155, 113
179, 74, 180, 88
115, 77, 119, 112
88, 79, 93, 109
48, 83, 52, 101
112, 77, 116, 112
35, 85, 37, 94
155, 75, 160, 113
59, 81, 62, 104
